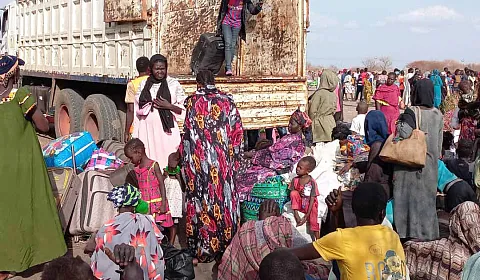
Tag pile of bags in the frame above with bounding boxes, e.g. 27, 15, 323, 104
42, 131, 129, 235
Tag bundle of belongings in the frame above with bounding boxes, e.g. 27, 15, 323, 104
42, 132, 130, 235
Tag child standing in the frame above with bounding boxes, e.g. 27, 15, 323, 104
350, 101, 368, 136
164, 151, 185, 245
290, 156, 320, 239
125, 139, 173, 230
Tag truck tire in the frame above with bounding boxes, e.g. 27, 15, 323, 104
81, 94, 122, 142
117, 109, 126, 142
54, 88, 85, 138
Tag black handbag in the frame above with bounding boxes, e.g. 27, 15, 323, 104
161, 243, 195, 280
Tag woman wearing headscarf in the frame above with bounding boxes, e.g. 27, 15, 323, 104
0, 55, 66, 279
363, 110, 393, 198
218, 200, 329, 280
180, 70, 244, 264
405, 202, 480, 280
133, 54, 187, 168
235, 109, 312, 201
309, 69, 338, 143
91, 184, 165, 280
393, 79, 443, 241
430, 69, 443, 108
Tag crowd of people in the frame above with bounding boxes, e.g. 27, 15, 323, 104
3, 49, 480, 280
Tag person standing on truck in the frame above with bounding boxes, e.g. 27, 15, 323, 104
133, 54, 187, 168
217, 0, 263, 76
124, 56, 150, 142
0, 55, 67, 279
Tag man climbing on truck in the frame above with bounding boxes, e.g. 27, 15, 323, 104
217, 0, 263, 76
125, 57, 150, 142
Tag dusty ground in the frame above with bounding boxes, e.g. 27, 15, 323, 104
20, 100, 362, 280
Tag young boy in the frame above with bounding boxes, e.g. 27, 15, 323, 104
444, 139, 474, 187
289, 182, 408, 280
350, 101, 368, 136
124, 56, 150, 142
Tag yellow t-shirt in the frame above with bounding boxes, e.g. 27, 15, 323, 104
125, 75, 149, 103
313, 225, 407, 280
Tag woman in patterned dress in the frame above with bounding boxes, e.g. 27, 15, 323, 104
180, 70, 244, 264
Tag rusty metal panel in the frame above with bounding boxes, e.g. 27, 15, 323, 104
240, 0, 303, 77
160, 0, 219, 75
160, 0, 304, 77
104, 0, 147, 23
177, 77, 308, 130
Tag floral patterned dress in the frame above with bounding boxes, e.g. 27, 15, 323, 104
91, 212, 165, 280
180, 88, 244, 263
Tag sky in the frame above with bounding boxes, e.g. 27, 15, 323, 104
308, 0, 480, 68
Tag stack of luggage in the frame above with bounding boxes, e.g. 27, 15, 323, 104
42, 131, 130, 235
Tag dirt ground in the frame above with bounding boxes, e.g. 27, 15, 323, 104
19, 100, 362, 280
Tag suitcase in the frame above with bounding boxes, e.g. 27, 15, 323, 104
190, 33, 225, 75
99, 139, 130, 163
43, 131, 97, 169
47, 167, 82, 233
109, 163, 137, 187
69, 170, 116, 235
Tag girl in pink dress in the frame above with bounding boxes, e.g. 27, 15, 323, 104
125, 138, 174, 230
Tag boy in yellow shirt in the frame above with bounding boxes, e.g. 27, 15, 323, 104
290, 183, 408, 280
124, 57, 150, 142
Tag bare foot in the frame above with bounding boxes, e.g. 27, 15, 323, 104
193, 258, 199, 266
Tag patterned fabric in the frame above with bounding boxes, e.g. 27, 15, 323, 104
164, 177, 183, 218
0, 55, 24, 87
135, 161, 174, 227
107, 184, 141, 208
460, 117, 476, 141
236, 133, 306, 202
180, 89, 244, 263
345, 134, 370, 160
86, 148, 123, 171
405, 202, 480, 280
218, 216, 329, 280
91, 212, 165, 280
222, 0, 243, 28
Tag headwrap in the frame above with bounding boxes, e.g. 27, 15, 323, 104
290, 109, 312, 130
291, 109, 313, 146
138, 54, 174, 133
107, 183, 141, 208
0, 55, 25, 87
412, 79, 434, 108
365, 110, 389, 146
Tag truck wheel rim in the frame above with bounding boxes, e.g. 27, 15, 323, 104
59, 105, 71, 136
84, 112, 100, 141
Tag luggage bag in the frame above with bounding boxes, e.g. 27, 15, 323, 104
69, 170, 116, 235
47, 167, 81, 233
190, 33, 225, 75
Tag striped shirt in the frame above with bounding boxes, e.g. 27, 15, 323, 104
222, 0, 244, 28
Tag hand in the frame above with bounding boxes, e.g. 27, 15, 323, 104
326, 187, 343, 213
338, 162, 353, 176
244, 151, 255, 158
124, 132, 131, 143
159, 205, 167, 215
104, 244, 136, 268
153, 97, 172, 110
297, 217, 307, 227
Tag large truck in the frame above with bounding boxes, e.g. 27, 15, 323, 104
0, 0, 310, 142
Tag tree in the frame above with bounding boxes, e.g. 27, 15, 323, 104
362, 58, 378, 71
377, 56, 392, 71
